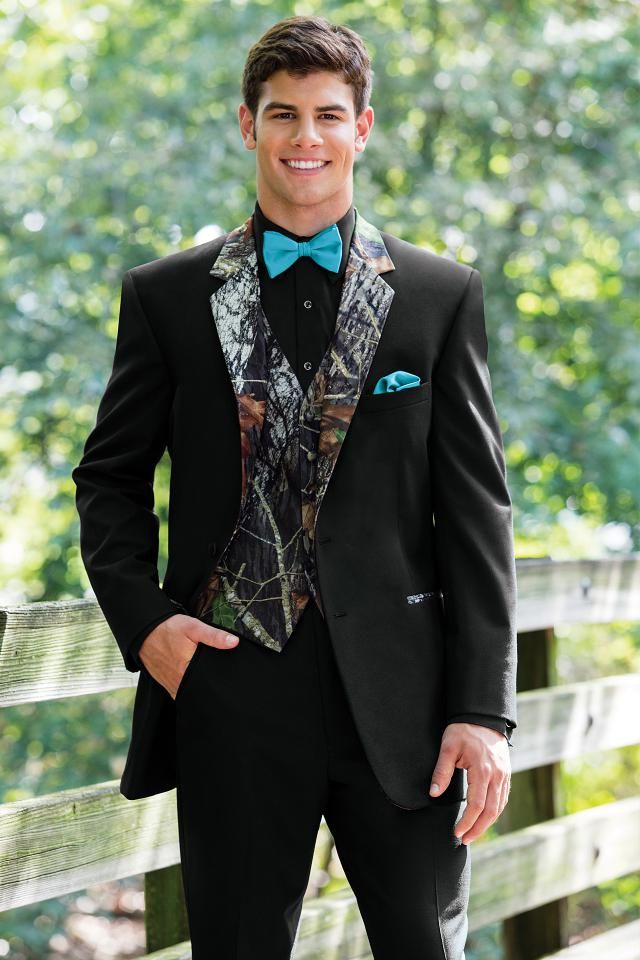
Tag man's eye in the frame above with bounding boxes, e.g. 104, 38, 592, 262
274, 113, 340, 120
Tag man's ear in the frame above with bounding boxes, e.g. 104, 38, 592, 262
238, 103, 257, 149
355, 106, 374, 152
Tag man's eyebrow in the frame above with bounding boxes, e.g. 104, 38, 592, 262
262, 101, 349, 113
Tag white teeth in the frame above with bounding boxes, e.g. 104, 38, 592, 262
284, 160, 328, 169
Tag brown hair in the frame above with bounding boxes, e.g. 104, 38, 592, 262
241, 16, 373, 131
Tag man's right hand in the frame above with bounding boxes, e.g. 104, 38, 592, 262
138, 614, 240, 700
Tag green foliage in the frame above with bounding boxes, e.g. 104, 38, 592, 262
1, 688, 135, 804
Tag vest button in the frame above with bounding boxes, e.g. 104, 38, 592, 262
303, 299, 312, 309
307, 450, 316, 461
303, 360, 312, 371
208, 541, 218, 557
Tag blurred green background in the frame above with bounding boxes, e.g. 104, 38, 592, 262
1, 0, 639, 956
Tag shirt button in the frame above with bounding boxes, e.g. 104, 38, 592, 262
303, 360, 312, 371
303, 300, 312, 309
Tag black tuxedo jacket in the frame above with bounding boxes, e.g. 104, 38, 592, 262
72, 215, 518, 810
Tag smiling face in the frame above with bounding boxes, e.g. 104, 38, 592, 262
238, 68, 374, 235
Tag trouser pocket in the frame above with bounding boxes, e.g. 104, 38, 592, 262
175, 641, 205, 704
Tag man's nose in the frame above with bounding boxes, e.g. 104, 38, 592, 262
291, 120, 323, 146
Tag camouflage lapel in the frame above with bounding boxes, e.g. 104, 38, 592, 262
208, 207, 396, 539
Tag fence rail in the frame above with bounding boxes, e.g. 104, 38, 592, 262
1, 555, 639, 958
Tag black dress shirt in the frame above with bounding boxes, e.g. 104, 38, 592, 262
129, 199, 514, 747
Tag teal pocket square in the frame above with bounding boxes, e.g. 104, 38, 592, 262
373, 370, 422, 394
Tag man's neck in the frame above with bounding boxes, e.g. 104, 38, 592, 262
256, 196, 353, 238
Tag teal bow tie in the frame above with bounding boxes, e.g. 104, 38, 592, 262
262, 223, 342, 279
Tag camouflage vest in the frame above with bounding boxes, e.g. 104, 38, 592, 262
194, 208, 396, 651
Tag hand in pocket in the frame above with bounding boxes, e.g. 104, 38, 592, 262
138, 614, 240, 699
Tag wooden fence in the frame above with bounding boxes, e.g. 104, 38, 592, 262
1, 555, 640, 958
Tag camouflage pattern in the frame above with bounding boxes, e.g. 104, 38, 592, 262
194, 208, 396, 651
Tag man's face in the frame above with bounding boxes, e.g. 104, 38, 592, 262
238, 68, 373, 225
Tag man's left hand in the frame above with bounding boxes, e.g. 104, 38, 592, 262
429, 722, 512, 844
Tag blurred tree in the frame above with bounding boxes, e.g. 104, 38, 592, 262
1, 0, 638, 606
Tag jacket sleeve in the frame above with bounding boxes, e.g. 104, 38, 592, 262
447, 712, 515, 747
429, 267, 518, 732
72, 269, 183, 673
128, 604, 188, 670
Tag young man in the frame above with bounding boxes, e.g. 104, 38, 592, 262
73, 15, 517, 960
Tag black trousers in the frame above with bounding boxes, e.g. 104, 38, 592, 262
175, 597, 471, 959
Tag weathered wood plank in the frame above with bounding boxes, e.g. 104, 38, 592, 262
292, 887, 370, 958
2, 555, 640, 702
4, 611, 640, 773
0, 782, 179, 911
467, 796, 640, 929
0, 599, 135, 705
143, 944, 191, 960
516, 555, 640, 630
509, 674, 640, 774
140, 915, 640, 960
2, 780, 640, 932
141, 896, 640, 959
538, 918, 640, 959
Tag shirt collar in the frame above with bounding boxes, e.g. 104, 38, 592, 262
252, 199, 355, 285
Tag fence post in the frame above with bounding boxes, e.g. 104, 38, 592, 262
144, 864, 190, 952
498, 624, 569, 959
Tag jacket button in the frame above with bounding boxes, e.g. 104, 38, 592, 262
208, 541, 218, 557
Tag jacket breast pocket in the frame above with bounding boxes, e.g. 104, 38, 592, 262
357, 380, 431, 413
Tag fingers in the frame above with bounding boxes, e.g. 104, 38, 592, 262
454, 770, 492, 844
453, 761, 510, 844
185, 618, 240, 650
429, 740, 459, 797
498, 771, 511, 811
